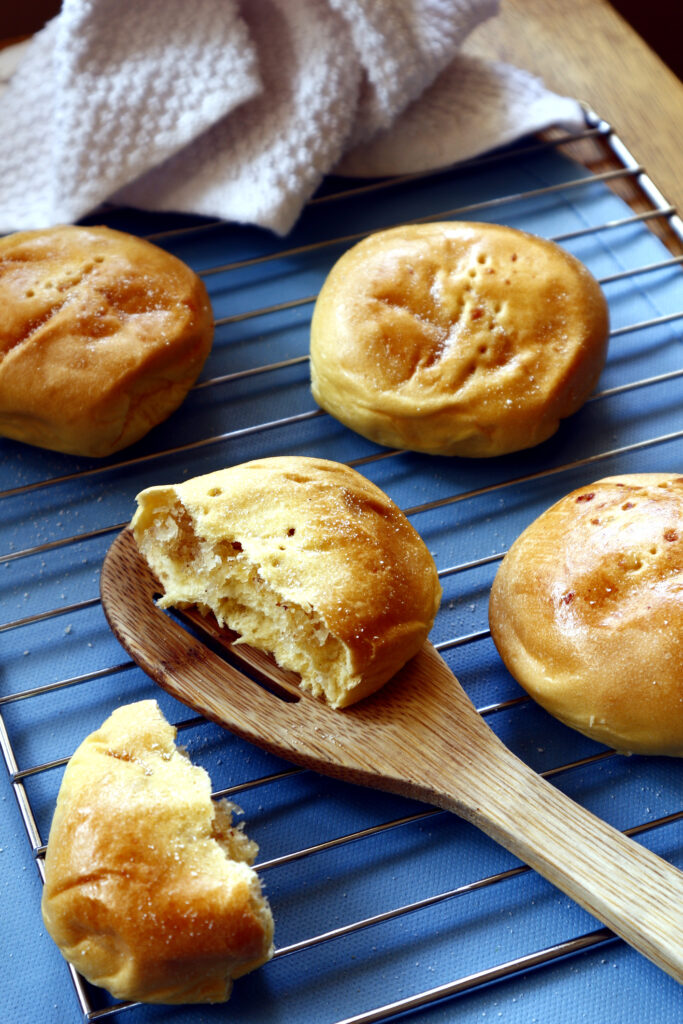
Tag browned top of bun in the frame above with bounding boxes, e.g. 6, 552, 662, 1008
489, 473, 683, 755
310, 222, 609, 456
0, 225, 213, 456
41, 700, 274, 1003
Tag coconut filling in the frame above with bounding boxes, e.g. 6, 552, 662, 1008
138, 501, 358, 707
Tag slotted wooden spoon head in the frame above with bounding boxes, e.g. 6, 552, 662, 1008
100, 528, 494, 805
100, 528, 683, 982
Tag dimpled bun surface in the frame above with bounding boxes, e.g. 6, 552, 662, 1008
41, 700, 274, 1004
489, 474, 683, 756
310, 222, 609, 457
0, 225, 213, 457
132, 456, 441, 708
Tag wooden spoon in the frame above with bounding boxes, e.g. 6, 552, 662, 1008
100, 528, 683, 982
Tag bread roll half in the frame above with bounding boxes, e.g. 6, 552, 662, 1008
0, 225, 213, 457
310, 222, 609, 457
131, 456, 441, 707
41, 700, 274, 1003
489, 473, 683, 755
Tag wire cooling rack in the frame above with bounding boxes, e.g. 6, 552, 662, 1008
1, 109, 682, 1024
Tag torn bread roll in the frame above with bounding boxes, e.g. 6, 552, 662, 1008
310, 222, 609, 457
489, 473, 683, 756
131, 456, 441, 708
41, 700, 274, 1004
0, 225, 213, 457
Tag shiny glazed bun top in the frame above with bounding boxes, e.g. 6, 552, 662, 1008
310, 221, 609, 457
0, 225, 214, 457
489, 473, 683, 756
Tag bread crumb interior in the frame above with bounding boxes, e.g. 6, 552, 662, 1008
138, 500, 356, 706
211, 799, 259, 865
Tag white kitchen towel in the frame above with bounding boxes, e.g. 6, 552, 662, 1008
0, 0, 585, 236
335, 54, 587, 177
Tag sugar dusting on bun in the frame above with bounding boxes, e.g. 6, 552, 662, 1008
41, 700, 274, 1004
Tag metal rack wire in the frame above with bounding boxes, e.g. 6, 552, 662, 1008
1, 110, 681, 1024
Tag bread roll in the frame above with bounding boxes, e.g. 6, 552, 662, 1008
131, 456, 441, 708
0, 225, 213, 457
41, 700, 274, 1004
489, 473, 683, 756
310, 222, 609, 457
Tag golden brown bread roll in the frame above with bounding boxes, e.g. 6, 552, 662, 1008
131, 456, 441, 708
41, 700, 274, 1004
489, 473, 683, 756
0, 225, 213, 457
310, 222, 609, 457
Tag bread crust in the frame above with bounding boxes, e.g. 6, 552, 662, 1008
489, 473, 683, 755
132, 456, 442, 707
310, 222, 609, 457
0, 225, 213, 457
41, 700, 274, 1003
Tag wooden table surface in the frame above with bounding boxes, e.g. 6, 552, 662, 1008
466, 0, 683, 217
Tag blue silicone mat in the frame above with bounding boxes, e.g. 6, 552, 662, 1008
1, 116, 681, 1024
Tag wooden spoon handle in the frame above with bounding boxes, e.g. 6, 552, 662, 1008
100, 533, 681, 979
434, 745, 683, 981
